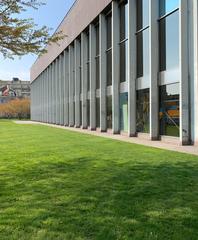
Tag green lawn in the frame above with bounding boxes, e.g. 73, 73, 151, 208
0, 120, 198, 240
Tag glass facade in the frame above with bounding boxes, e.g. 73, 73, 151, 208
107, 95, 112, 129
96, 97, 100, 128
120, 92, 128, 132
136, 89, 150, 133
137, 0, 149, 31
106, 12, 112, 86
159, 10, 179, 72
96, 23, 100, 89
159, 83, 180, 137
159, 0, 180, 137
120, 1, 129, 83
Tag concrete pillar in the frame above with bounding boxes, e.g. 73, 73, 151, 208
64, 50, 69, 126
179, 0, 190, 145
99, 13, 107, 132
89, 24, 97, 130
149, 0, 159, 140
69, 45, 75, 126
74, 39, 81, 128
194, 0, 198, 144
128, 0, 136, 137
112, 1, 120, 134
81, 32, 88, 129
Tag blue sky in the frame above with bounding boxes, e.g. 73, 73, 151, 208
0, 0, 75, 81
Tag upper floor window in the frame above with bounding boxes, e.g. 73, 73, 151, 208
137, 0, 149, 31
160, 0, 179, 17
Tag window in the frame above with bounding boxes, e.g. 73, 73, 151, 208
120, 92, 128, 131
159, 7, 179, 72
87, 99, 90, 127
160, 0, 179, 16
106, 13, 112, 86
136, 89, 150, 133
159, 83, 179, 137
120, 1, 129, 83
96, 97, 100, 128
80, 100, 82, 126
107, 95, 112, 129
137, 0, 149, 31
95, 23, 100, 89
86, 31, 90, 91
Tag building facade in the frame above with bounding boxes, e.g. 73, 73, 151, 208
0, 78, 30, 104
31, 0, 198, 145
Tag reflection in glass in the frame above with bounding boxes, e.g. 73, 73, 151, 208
107, 50, 112, 86
107, 95, 112, 129
137, 28, 149, 79
159, 83, 180, 137
120, 41, 128, 83
137, 0, 149, 31
159, 11, 179, 72
160, 0, 179, 16
106, 13, 112, 49
136, 89, 150, 133
96, 97, 100, 128
120, 92, 128, 132
96, 57, 100, 89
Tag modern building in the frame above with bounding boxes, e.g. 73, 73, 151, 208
30, 0, 198, 145
0, 78, 30, 104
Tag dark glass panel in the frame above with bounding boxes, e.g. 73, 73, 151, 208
87, 62, 90, 91
96, 97, 100, 128
137, 28, 149, 79
160, 0, 179, 16
80, 100, 82, 126
159, 83, 179, 137
87, 99, 90, 127
159, 11, 179, 72
120, 92, 128, 131
96, 56, 100, 89
107, 95, 112, 129
120, 41, 128, 83
136, 88, 150, 133
137, 0, 149, 31
120, 2, 129, 41
107, 50, 112, 86
106, 13, 112, 49
96, 24, 99, 56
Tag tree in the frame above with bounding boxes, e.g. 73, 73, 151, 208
0, 0, 65, 58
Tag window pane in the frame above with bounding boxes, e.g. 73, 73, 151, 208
159, 83, 180, 137
87, 99, 90, 127
96, 97, 100, 128
80, 100, 82, 126
107, 95, 112, 129
137, 28, 149, 79
106, 13, 112, 49
120, 2, 129, 41
120, 92, 128, 131
96, 24, 99, 55
159, 11, 179, 72
137, 0, 149, 30
160, 0, 179, 16
120, 41, 128, 83
87, 62, 90, 91
96, 56, 100, 89
136, 89, 150, 133
107, 50, 112, 86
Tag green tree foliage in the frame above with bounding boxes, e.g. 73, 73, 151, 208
0, 0, 65, 58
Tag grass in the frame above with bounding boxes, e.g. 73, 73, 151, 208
0, 120, 198, 240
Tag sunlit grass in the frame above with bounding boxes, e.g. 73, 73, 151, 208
0, 120, 197, 240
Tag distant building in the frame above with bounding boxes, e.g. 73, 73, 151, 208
0, 78, 30, 104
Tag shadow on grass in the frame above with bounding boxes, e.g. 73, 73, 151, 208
0, 157, 198, 240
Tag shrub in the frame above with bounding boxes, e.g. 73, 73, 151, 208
0, 98, 30, 119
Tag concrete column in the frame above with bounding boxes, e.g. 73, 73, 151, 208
89, 24, 97, 130
112, 1, 120, 134
99, 13, 107, 132
179, 0, 190, 145
194, 0, 198, 144
69, 45, 75, 126
128, 0, 136, 137
64, 50, 69, 126
149, 0, 159, 140
81, 32, 88, 129
74, 39, 81, 128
